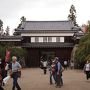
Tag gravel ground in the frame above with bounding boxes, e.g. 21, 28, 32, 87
3, 68, 90, 90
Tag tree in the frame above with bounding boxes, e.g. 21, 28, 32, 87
5, 26, 10, 36
0, 45, 6, 59
17, 16, 26, 29
75, 21, 90, 68
20, 16, 26, 23
0, 45, 27, 61
0, 19, 3, 30
87, 21, 90, 32
68, 5, 78, 26
0, 28, 4, 36
0, 19, 4, 35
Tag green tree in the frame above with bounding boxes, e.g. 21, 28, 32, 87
0, 45, 6, 59
68, 5, 78, 26
10, 47, 27, 59
0, 45, 27, 61
75, 21, 90, 68
87, 21, 90, 32
0, 19, 4, 35
17, 16, 26, 29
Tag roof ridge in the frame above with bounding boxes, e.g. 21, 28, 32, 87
23, 20, 70, 22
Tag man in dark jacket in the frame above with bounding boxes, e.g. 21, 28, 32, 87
55, 57, 63, 88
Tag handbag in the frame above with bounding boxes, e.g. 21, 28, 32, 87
17, 71, 21, 78
10, 72, 14, 78
10, 71, 21, 78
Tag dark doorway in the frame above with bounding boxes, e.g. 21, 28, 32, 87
40, 51, 55, 61
25, 48, 73, 67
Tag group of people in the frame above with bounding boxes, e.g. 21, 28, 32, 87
0, 56, 22, 90
49, 57, 64, 88
40, 56, 75, 88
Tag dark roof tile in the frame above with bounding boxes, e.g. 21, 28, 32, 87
22, 42, 74, 48
20, 21, 75, 31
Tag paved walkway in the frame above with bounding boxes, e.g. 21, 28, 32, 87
4, 68, 90, 90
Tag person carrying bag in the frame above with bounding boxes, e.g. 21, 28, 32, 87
10, 56, 22, 90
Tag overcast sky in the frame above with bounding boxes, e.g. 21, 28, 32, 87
0, 0, 90, 35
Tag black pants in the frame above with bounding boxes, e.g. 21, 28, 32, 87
86, 71, 90, 80
0, 86, 4, 90
0, 81, 4, 90
12, 72, 21, 90
56, 72, 62, 86
43, 67, 47, 74
64, 65, 67, 70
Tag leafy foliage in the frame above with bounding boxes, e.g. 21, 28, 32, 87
0, 45, 27, 61
10, 47, 27, 59
75, 22, 90, 68
0, 45, 6, 59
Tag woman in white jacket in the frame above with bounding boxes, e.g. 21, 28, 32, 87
84, 60, 90, 80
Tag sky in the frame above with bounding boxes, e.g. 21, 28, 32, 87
0, 0, 90, 35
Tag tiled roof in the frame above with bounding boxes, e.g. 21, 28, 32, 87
22, 42, 74, 48
0, 36, 22, 39
0, 36, 22, 41
19, 21, 76, 31
17, 30, 77, 33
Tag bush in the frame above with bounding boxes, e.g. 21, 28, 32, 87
0, 45, 27, 61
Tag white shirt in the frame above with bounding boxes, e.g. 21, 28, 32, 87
43, 61, 47, 67
85, 63, 90, 71
64, 61, 67, 65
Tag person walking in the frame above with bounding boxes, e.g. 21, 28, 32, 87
64, 60, 68, 70
10, 56, 22, 90
84, 60, 90, 80
42, 60, 47, 74
55, 57, 62, 88
49, 60, 56, 84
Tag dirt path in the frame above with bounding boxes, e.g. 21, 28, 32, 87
4, 68, 90, 90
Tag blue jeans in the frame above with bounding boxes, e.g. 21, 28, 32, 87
56, 71, 63, 86
12, 72, 21, 90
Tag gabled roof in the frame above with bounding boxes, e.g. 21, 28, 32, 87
19, 20, 76, 31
